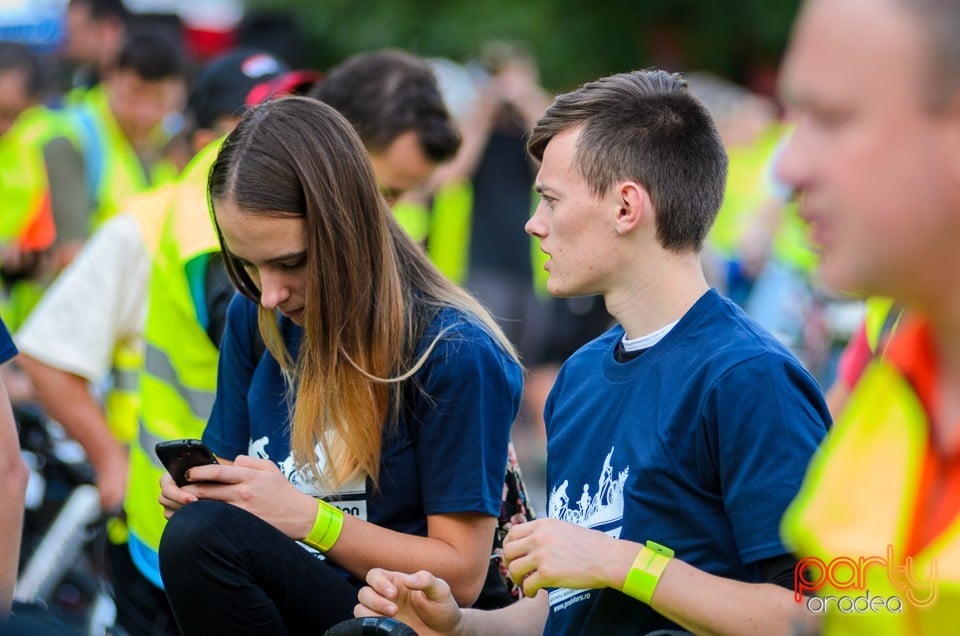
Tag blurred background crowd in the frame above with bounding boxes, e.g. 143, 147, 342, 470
0, 0, 863, 632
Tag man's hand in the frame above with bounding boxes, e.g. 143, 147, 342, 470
502, 518, 639, 597
356, 568, 464, 636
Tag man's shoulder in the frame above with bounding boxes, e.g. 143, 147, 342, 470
686, 290, 800, 368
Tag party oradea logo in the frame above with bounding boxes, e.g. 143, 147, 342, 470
793, 546, 937, 614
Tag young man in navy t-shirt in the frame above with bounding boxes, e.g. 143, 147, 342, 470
356, 69, 830, 634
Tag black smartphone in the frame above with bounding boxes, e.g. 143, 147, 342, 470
155, 439, 219, 487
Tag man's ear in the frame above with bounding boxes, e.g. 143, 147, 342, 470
614, 181, 652, 235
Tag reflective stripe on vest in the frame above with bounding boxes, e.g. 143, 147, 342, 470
781, 359, 960, 633
137, 419, 167, 472
125, 140, 221, 564
104, 344, 142, 444
102, 185, 179, 444
143, 344, 215, 420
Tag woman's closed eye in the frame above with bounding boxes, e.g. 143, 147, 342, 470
279, 255, 306, 271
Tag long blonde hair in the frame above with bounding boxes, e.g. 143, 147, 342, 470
209, 97, 517, 490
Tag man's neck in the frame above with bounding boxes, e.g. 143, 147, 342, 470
603, 251, 710, 339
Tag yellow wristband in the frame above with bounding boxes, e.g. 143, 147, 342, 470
621, 540, 674, 605
302, 499, 344, 552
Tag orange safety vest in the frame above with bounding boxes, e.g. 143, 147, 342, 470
781, 328, 960, 634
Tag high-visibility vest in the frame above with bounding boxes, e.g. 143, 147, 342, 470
124, 141, 221, 588
0, 105, 63, 332
0, 104, 60, 249
770, 201, 817, 274
63, 83, 97, 109
423, 179, 548, 295
100, 185, 178, 447
707, 125, 784, 261
781, 356, 960, 634
864, 297, 900, 356
706, 124, 818, 276
65, 85, 176, 230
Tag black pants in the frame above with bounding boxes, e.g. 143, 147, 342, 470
158, 500, 358, 635
107, 541, 179, 635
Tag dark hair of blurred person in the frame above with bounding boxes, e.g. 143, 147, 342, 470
310, 49, 460, 202
0, 43, 45, 137
65, 0, 128, 87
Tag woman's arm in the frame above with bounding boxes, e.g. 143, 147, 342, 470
332, 510, 496, 606
163, 456, 497, 606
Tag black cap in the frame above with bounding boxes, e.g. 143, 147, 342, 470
187, 48, 289, 130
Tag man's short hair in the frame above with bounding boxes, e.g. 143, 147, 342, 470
894, 0, 960, 107
527, 69, 728, 253
0, 42, 44, 99
115, 31, 185, 82
69, 0, 129, 23
310, 49, 460, 162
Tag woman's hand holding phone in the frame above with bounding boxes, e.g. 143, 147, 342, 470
157, 448, 319, 541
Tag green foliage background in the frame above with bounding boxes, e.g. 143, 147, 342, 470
243, 0, 801, 92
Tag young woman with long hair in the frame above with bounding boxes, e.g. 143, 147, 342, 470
156, 97, 523, 634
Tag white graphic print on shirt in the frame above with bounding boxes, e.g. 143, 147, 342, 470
548, 446, 629, 611
249, 435, 368, 521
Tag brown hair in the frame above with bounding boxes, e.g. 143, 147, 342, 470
309, 49, 460, 163
527, 69, 727, 252
208, 96, 516, 489
894, 0, 960, 108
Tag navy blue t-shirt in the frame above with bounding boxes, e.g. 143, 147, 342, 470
543, 289, 830, 635
0, 318, 16, 364
204, 294, 522, 545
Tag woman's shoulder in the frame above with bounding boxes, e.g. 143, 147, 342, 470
417, 305, 518, 370
413, 304, 523, 397
422, 305, 501, 348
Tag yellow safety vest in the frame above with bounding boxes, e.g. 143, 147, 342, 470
424, 179, 548, 295
124, 141, 221, 587
863, 297, 900, 356
770, 201, 817, 274
781, 359, 960, 634
63, 83, 97, 109
707, 125, 784, 261
100, 185, 178, 447
706, 124, 818, 276
0, 105, 64, 332
65, 85, 176, 230
0, 105, 60, 244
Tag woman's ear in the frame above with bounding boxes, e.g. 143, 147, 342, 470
613, 181, 652, 235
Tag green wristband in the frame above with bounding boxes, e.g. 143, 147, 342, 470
302, 499, 344, 552
621, 540, 674, 605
